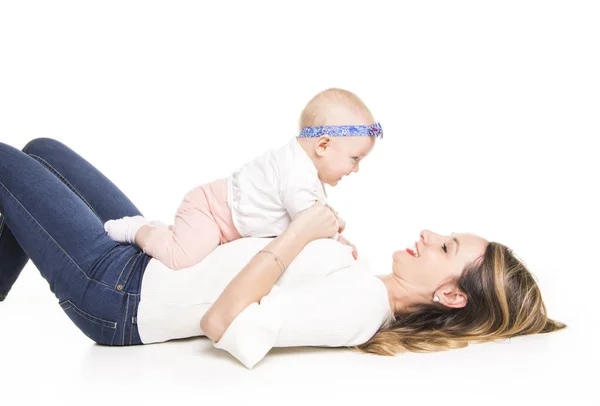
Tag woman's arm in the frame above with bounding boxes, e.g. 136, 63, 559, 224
200, 202, 338, 343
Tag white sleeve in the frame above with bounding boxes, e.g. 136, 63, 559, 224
212, 271, 390, 369
281, 171, 325, 220
212, 287, 283, 369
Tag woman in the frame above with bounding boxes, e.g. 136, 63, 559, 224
0, 138, 565, 369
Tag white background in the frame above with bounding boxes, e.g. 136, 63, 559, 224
1, 1, 598, 405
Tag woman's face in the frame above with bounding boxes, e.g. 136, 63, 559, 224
392, 230, 488, 305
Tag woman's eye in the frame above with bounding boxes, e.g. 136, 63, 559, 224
442, 243, 448, 253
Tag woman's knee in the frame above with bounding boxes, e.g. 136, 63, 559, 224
22, 137, 63, 155
0, 142, 24, 172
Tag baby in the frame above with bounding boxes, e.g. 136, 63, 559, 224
104, 88, 383, 269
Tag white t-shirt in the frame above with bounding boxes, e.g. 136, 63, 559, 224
136, 238, 392, 369
227, 137, 328, 237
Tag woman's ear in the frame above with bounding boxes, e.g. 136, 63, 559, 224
435, 284, 467, 309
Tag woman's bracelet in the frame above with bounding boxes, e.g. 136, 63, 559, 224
258, 249, 287, 273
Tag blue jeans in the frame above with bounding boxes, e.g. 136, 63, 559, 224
0, 138, 151, 346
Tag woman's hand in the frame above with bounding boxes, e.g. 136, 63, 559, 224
201, 201, 337, 343
287, 201, 339, 244
328, 205, 346, 234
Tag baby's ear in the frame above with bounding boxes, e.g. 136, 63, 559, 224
315, 136, 331, 156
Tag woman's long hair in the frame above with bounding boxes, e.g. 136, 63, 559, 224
355, 242, 565, 355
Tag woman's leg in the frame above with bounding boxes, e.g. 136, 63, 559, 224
22, 137, 144, 222
0, 141, 146, 344
0, 213, 28, 301
0, 138, 143, 300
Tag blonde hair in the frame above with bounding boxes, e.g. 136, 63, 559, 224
299, 88, 374, 129
355, 242, 566, 355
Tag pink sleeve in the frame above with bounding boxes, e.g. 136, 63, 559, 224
141, 186, 221, 270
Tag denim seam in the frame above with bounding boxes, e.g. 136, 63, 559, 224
116, 253, 136, 289
27, 154, 102, 221
129, 293, 139, 345
0, 212, 5, 238
0, 180, 115, 291
119, 252, 141, 290
60, 300, 117, 329
122, 294, 130, 345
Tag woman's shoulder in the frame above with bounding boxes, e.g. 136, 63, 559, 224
267, 256, 392, 348
299, 238, 355, 262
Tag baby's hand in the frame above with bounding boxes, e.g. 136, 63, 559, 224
337, 234, 358, 260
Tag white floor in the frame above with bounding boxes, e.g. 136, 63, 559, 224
1, 262, 596, 406
1, 1, 599, 405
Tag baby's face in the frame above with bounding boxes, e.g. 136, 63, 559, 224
317, 136, 375, 186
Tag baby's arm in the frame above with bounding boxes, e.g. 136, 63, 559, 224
282, 172, 346, 238
281, 172, 360, 258
281, 172, 324, 221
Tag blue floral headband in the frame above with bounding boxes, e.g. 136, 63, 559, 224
297, 122, 383, 139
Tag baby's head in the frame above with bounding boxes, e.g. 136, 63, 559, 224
297, 88, 381, 186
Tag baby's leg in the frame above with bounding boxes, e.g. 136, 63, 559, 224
140, 185, 222, 270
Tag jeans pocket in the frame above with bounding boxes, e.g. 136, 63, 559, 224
59, 300, 118, 345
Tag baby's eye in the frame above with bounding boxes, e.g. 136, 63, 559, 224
442, 243, 448, 253
351, 157, 359, 162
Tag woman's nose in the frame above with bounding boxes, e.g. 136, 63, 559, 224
420, 229, 435, 246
